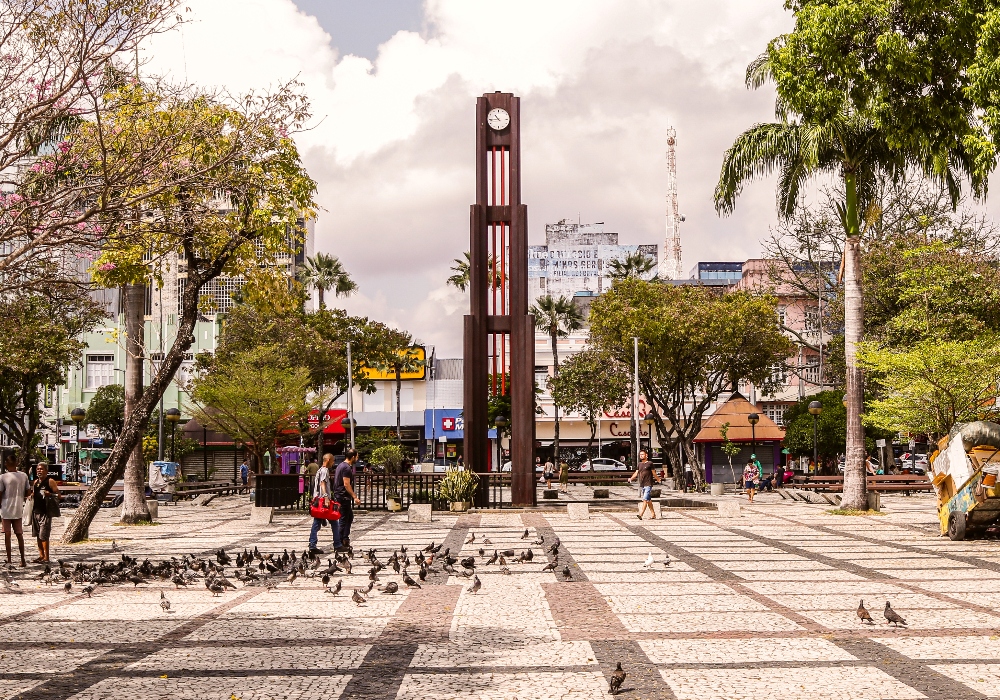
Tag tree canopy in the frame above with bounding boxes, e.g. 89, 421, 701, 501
588, 279, 793, 479
86, 385, 126, 442
548, 348, 630, 455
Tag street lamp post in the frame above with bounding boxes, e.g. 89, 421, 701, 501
808, 400, 823, 471
340, 417, 356, 457
165, 408, 181, 462
70, 408, 86, 481
643, 412, 656, 457
747, 412, 759, 457
494, 415, 509, 473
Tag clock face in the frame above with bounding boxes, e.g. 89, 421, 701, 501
487, 108, 510, 131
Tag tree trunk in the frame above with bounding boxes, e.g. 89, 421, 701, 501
550, 329, 560, 465
120, 283, 150, 524
586, 420, 595, 459
318, 286, 325, 310
63, 256, 215, 543
840, 172, 868, 510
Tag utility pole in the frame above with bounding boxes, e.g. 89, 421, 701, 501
632, 337, 639, 467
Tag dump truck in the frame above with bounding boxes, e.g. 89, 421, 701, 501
929, 421, 1000, 540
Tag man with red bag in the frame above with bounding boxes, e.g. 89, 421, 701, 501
308, 454, 337, 555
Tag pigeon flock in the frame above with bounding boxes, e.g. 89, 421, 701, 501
0, 524, 924, 699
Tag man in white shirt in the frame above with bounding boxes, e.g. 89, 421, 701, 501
0, 451, 30, 567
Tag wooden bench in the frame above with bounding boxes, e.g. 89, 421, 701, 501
793, 474, 932, 494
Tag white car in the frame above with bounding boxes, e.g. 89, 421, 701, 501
580, 458, 628, 472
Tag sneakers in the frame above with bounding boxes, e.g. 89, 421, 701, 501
308, 547, 324, 555
335, 545, 350, 553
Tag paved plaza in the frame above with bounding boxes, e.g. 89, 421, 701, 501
3, 494, 1000, 698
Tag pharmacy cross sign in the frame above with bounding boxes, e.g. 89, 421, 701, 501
463, 92, 536, 507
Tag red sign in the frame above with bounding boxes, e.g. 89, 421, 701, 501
442, 417, 456, 431
307, 409, 348, 435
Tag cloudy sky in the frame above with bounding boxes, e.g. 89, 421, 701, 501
146, 0, 793, 356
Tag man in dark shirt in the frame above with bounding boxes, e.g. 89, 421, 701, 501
628, 449, 660, 520
333, 449, 360, 552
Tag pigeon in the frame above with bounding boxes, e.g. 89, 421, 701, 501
562, 566, 572, 581
609, 662, 626, 695
418, 565, 427, 582
381, 581, 399, 595
465, 532, 476, 544
127, 575, 146, 588
485, 551, 498, 566
857, 600, 874, 624
160, 591, 171, 613
547, 539, 560, 555
82, 584, 94, 597
884, 601, 907, 627
460, 556, 476, 570
172, 574, 188, 589
352, 589, 367, 606
321, 573, 330, 587
482, 538, 492, 545
541, 561, 558, 573
521, 528, 529, 539
524, 549, 533, 562
208, 581, 225, 597
642, 552, 654, 569
423, 542, 436, 553
532, 534, 544, 545
468, 575, 481, 594
217, 549, 232, 565
478, 548, 485, 558
111, 541, 120, 553
363, 581, 375, 595
63, 581, 72, 593
403, 573, 421, 589
500, 566, 511, 575
663, 554, 671, 567
328, 579, 342, 595
501, 549, 515, 558
285, 571, 297, 586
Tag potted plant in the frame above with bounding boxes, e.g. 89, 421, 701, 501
439, 467, 479, 512
371, 444, 406, 511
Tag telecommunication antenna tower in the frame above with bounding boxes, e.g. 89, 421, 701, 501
661, 127, 684, 280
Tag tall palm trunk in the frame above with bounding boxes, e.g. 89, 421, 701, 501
121, 283, 151, 524
841, 173, 868, 510
395, 366, 402, 440
318, 286, 325, 310
550, 328, 560, 466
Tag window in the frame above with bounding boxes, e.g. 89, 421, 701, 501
770, 363, 788, 384
777, 307, 786, 327
802, 360, 820, 383
363, 386, 385, 412
763, 404, 786, 426
804, 307, 820, 332
86, 355, 115, 389
392, 386, 414, 412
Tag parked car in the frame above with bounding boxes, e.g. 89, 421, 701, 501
579, 458, 628, 472
899, 453, 929, 473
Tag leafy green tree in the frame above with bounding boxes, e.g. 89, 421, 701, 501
858, 337, 1000, 438
0, 292, 105, 469
142, 410, 199, 467
297, 252, 357, 308
531, 295, 584, 464
783, 389, 895, 463
369, 331, 424, 440
548, 348, 630, 458
715, 16, 982, 508
718, 422, 741, 484
607, 250, 657, 281
87, 385, 125, 442
589, 279, 793, 482
189, 345, 319, 473
63, 83, 317, 542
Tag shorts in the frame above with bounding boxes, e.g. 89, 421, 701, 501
639, 486, 652, 501
744, 481, 756, 490
31, 512, 51, 541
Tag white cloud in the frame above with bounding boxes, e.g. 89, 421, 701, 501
144, 0, 794, 356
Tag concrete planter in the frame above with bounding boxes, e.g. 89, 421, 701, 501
710, 483, 725, 496
542, 489, 560, 500
650, 488, 662, 499
592, 488, 610, 499
387, 498, 402, 512
449, 501, 469, 512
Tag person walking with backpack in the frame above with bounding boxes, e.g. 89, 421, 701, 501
308, 454, 336, 555
28, 462, 59, 563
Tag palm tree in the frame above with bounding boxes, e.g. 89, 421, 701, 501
447, 251, 502, 292
715, 55, 978, 510
298, 252, 357, 309
607, 251, 657, 281
530, 295, 584, 467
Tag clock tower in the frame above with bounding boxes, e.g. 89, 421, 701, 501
464, 92, 536, 507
